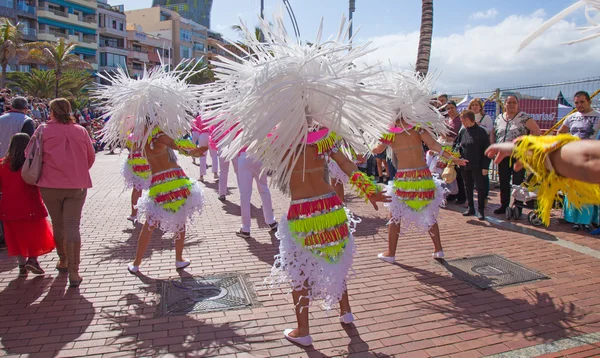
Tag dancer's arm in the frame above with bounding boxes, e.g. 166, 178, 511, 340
485, 139, 600, 184
330, 151, 391, 210
420, 130, 468, 166
156, 135, 208, 157
371, 143, 387, 155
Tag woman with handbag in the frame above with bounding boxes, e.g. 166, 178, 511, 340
0, 133, 55, 277
26, 98, 95, 287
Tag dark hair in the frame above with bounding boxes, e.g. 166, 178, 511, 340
574, 91, 591, 101
447, 100, 457, 108
438, 94, 448, 101
11, 96, 28, 110
5, 133, 30, 172
461, 110, 476, 122
49, 98, 76, 124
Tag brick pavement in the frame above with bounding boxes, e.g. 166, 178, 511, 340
1, 152, 600, 357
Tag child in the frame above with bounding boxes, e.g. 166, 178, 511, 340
0, 133, 55, 276
426, 145, 459, 207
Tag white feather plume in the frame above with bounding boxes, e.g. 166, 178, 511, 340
93, 60, 204, 148
202, 11, 394, 189
377, 69, 448, 136
519, 0, 600, 51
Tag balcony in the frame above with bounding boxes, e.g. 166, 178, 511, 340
21, 26, 36, 36
68, 0, 97, 9
38, 6, 97, 29
38, 28, 69, 42
129, 50, 148, 63
16, 1, 35, 14
98, 26, 127, 38
0, 0, 13, 9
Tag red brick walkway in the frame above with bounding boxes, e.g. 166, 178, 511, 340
1, 153, 599, 357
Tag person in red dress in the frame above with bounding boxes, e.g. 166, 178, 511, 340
0, 133, 55, 276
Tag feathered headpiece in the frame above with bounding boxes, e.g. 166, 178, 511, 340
378, 69, 448, 136
202, 12, 393, 189
93, 60, 204, 148
519, 0, 600, 50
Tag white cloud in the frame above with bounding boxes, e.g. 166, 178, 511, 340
358, 9, 600, 93
470, 8, 498, 20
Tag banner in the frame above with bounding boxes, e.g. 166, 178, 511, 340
519, 99, 558, 129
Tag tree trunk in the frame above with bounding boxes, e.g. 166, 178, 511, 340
415, 0, 434, 77
55, 69, 61, 98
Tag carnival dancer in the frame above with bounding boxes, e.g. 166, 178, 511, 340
372, 71, 467, 263
214, 123, 240, 201
95, 61, 208, 273
202, 13, 393, 346
192, 113, 217, 181
122, 138, 151, 223
327, 141, 357, 202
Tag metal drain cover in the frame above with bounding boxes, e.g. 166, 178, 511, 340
440, 254, 549, 289
155, 273, 257, 316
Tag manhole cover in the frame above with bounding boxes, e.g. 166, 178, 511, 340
440, 254, 549, 289
155, 273, 258, 317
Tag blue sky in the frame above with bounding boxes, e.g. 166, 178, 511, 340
115, 0, 599, 92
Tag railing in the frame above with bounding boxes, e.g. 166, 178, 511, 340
47, 7, 68, 18
22, 27, 36, 36
99, 44, 125, 49
39, 28, 68, 39
17, 1, 35, 14
81, 37, 96, 44
0, 0, 14, 9
81, 17, 95, 24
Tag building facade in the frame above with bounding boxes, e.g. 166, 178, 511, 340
0, 0, 38, 72
37, 0, 98, 69
97, 0, 127, 74
151, 0, 211, 29
126, 24, 172, 78
126, 7, 208, 65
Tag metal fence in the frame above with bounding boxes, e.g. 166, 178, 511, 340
448, 76, 600, 182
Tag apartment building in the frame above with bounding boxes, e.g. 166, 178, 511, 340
126, 6, 211, 65
97, 0, 127, 73
37, 0, 98, 68
0, 0, 38, 72
151, 0, 211, 29
126, 24, 172, 78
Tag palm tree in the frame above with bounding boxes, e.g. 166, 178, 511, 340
7, 69, 94, 99
415, 0, 434, 77
0, 18, 28, 88
23, 38, 92, 97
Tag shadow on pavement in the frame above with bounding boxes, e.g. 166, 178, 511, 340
395, 262, 587, 342
98, 222, 172, 263
0, 275, 94, 355
240, 231, 279, 266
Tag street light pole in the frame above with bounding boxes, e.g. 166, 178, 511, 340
260, 0, 265, 42
349, 0, 355, 41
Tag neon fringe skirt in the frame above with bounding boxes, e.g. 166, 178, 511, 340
385, 166, 445, 234
121, 151, 151, 191
328, 159, 349, 186
136, 167, 204, 233
267, 192, 358, 310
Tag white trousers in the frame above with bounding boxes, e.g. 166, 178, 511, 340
218, 155, 238, 196
237, 152, 276, 232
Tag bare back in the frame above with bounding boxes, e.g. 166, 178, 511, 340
391, 128, 427, 170
289, 145, 335, 200
144, 141, 180, 174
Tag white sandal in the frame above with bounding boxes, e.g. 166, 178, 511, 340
283, 328, 313, 346
432, 251, 445, 259
377, 253, 395, 263
339, 312, 354, 324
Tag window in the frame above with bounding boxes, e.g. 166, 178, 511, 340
132, 44, 142, 52
194, 43, 204, 51
100, 52, 127, 68
180, 45, 190, 59
100, 36, 124, 48
179, 29, 191, 42
119, 22, 124, 31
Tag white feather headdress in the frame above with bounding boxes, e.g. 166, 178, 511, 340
519, 0, 600, 50
377, 69, 448, 136
202, 12, 394, 189
93, 60, 204, 148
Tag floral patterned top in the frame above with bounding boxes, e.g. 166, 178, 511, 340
494, 112, 532, 144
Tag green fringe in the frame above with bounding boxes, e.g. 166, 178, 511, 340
148, 178, 192, 198
393, 179, 435, 191
289, 208, 347, 234
403, 199, 433, 211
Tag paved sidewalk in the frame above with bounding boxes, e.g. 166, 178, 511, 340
1, 153, 600, 357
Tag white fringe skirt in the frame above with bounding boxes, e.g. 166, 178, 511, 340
385, 166, 445, 235
266, 192, 358, 310
121, 151, 151, 191
136, 167, 204, 233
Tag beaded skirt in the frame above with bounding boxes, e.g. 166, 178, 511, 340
385, 166, 444, 234
136, 167, 204, 233
122, 151, 151, 191
267, 192, 358, 310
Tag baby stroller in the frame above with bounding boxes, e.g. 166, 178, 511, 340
506, 178, 563, 226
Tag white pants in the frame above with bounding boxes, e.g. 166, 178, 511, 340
194, 133, 219, 176
218, 155, 238, 196
238, 152, 276, 232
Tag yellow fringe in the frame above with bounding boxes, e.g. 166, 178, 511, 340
348, 171, 380, 202
149, 179, 192, 197
513, 134, 600, 226
289, 208, 347, 234
393, 179, 436, 191
127, 158, 148, 166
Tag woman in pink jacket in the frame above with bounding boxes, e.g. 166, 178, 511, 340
28, 98, 95, 287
